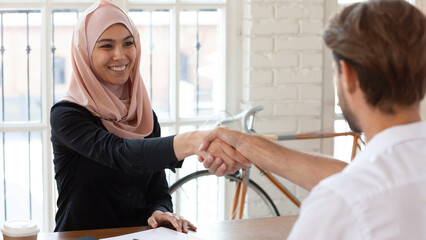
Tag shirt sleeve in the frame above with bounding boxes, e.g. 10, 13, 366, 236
288, 185, 362, 240
50, 102, 180, 175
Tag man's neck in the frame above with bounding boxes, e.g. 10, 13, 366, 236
361, 105, 421, 142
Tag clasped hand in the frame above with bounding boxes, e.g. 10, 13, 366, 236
196, 128, 249, 176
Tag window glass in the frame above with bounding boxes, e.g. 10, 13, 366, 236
52, 11, 81, 103
0, 132, 43, 227
129, 10, 171, 120
1, 11, 41, 122
172, 124, 221, 222
179, 9, 222, 118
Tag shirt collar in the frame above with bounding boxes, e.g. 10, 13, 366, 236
354, 121, 426, 163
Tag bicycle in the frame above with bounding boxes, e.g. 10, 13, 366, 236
169, 105, 365, 221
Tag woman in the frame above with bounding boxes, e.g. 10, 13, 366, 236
50, 0, 249, 232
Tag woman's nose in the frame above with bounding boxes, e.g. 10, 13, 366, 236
112, 47, 125, 60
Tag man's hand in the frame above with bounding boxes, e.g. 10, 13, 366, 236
199, 127, 243, 152
197, 130, 250, 176
148, 210, 197, 233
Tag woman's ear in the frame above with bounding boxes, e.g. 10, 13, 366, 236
340, 60, 359, 94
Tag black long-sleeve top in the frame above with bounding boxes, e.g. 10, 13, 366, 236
50, 101, 181, 231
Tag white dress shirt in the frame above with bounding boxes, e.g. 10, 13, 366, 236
288, 121, 426, 240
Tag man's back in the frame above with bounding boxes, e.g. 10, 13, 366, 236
289, 121, 426, 239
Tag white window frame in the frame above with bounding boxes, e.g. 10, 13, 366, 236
0, 0, 240, 231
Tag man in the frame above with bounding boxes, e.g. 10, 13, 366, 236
200, 0, 426, 238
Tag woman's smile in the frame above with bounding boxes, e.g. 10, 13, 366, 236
109, 65, 127, 72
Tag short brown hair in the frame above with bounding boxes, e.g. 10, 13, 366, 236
324, 0, 426, 114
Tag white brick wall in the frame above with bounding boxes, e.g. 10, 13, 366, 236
242, 0, 325, 216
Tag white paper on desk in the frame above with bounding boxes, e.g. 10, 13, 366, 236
100, 227, 203, 240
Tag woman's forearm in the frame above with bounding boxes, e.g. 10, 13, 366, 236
173, 131, 203, 160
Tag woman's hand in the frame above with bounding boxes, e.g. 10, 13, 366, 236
198, 138, 249, 176
173, 130, 250, 176
147, 210, 197, 233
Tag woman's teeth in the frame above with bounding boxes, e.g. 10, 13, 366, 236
109, 65, 126, 71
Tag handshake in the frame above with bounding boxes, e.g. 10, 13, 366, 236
194, 127, 253, 176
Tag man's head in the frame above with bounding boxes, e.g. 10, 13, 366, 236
324, 0, 426, 118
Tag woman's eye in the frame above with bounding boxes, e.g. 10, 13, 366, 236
125, 41, 134, 47
100, 44, 112, 48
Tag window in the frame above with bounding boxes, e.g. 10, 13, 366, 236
0, 0, 234, 231
0, 9, 44, 229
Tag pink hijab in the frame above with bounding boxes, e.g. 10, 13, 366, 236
63, 0, 153, 139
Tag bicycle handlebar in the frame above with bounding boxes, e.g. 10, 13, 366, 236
241, 105, 263, 134
214, 105, 264, 134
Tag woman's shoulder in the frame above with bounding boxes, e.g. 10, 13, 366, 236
50, 100, 96, 125
51, 100, 89, 114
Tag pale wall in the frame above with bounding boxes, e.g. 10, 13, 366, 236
241, 0, 326, 216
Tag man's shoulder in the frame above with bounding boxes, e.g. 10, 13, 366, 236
289, 174, 361, 239
312, 160, 389, 206
315, 146, 426, 205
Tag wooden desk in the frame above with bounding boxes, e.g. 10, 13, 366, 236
189, 215, 298, 240
27, 215, 298, 240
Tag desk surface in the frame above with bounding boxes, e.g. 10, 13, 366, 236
32, 215, 298, 240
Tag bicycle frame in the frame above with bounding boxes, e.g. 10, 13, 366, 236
223, 106, 365, 220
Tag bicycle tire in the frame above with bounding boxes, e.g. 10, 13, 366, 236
169, 170, 280, 221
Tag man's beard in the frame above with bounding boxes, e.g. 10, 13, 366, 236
341, 103, 362, 133
337, 83, 362, 133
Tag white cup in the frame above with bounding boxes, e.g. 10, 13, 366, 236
1, 219, 39, 240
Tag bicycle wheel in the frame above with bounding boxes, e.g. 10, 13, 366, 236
169, 170, 280, 222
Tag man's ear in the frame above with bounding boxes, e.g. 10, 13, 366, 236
340, 60, 358, 93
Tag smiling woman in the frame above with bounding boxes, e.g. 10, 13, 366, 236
50, 0, 247, 233
91, 24, 136, 86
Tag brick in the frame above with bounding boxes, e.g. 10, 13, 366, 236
275, 68, 322, 83
298, 118, 322, 132
251, 20, 298, 35
249, 53, 298, 68
274, 101, 322, 116
304, 4, 324, 19
303, 0, 324, 2
250, 37, 274, 52
300, 84, 322, 100
247, 69, 273, 84
300, 53, 323, 67
277, 138, 321, 152
275, 36, 323, 51
244, 4, 274, 19
240, 102, 274, 117
247, 85, 298, 101
276, 4, 324, 19
254, 118, 298, 134
300, 19, 323, 34
275, 4, 305, 19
